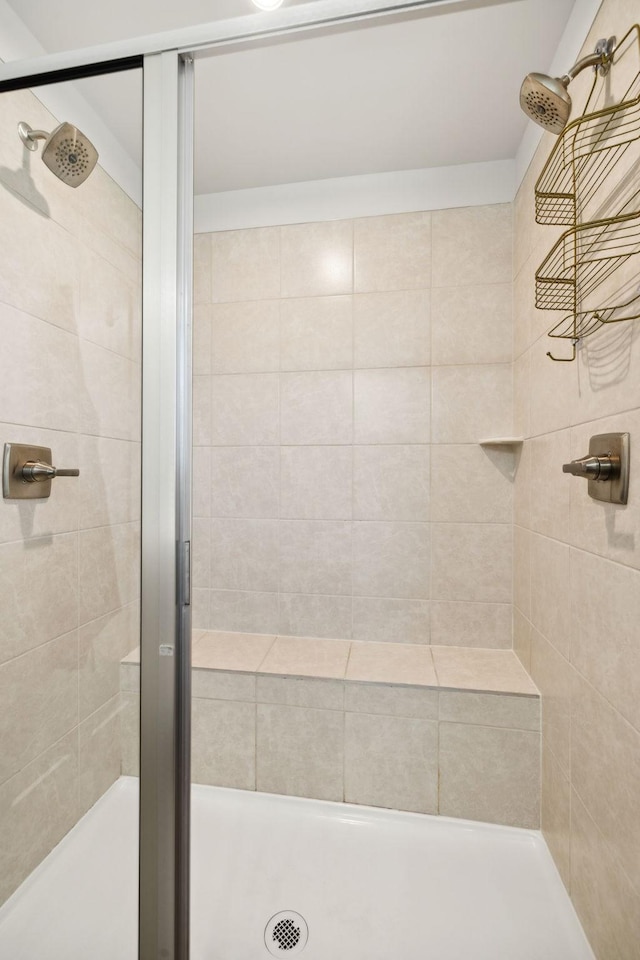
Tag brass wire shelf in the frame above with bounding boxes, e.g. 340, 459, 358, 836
533, 24, 640, 361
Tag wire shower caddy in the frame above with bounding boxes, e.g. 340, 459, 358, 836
534, 23, 640, 361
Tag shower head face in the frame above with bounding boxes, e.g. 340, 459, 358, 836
40, 122, 98, 187
520, 73, 571, 135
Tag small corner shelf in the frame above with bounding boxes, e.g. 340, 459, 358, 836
533, 23, 640, 362
478, 438, 524, 447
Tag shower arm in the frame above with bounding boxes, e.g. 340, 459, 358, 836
561, 37, 617, 86
17, 121, 48, 151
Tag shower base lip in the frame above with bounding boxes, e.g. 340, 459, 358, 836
0, 775, 595, 960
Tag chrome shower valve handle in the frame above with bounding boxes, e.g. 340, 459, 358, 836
562, 454, 618, 481
2, 442, 80, 499
21, 459, 80, 482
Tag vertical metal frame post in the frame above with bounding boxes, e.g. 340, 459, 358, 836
140, 49, 193, 960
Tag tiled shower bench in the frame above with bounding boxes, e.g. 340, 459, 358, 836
120, 633, 541, 829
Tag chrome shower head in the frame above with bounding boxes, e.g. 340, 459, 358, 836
520, 73, 571, 134
519, 37, 617, 135
18, 121, 98, 187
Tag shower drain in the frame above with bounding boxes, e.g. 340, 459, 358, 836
264, 911, 308, 956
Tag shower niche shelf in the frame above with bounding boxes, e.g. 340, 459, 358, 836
534, 23, 640, 361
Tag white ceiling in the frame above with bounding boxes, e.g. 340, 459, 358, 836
6, 0, 576, 195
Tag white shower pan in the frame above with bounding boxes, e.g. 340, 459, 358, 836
0, 776, 594, 960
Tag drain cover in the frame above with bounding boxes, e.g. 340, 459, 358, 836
264, 911, 308, 956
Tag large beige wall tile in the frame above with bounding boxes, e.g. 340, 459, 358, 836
193, 375, 212, 446
211, 227, 280, 303
210, 447, 279, 519
211, 301, 280, 374
345, 682, 438, 719
193, 447, 211, 518
0, 631, 78, 783
353, 290, 430, 368
431, 283, 512, 365
79, 602, 139, 721
281, 220, 353, 297
431, 522, 512, 603
0, 732, 78, 904
432, 646, 537, 695
280, 296, 352, 371
193, 233, 211, 303
79, 341, 140, 442
78, 436, 141, 529
79, 248, 140, 362
257, 675, 344, 711
120, 691, 139, 776
570, 548, 640, 732
432, 204, 512, 287
513, 608, 532, 672
529, 431, 571, 541
528, 340, 576, 437
571, 790, 640, 960
78, 522, 140, 624
279, 593, 353, 640
353, 521, 430, 600
0, 305, 79, 433
257, 703, 344, 801
210, 589, 279, 635
211, 373, 279, 445
192, 518, 211, 588
439, 722, 540, 828
194, 630, 274, 673
530, 534, 571, 658
281, 446, 352, 520
354, 212, 431, 291
0, 533, 78, 663
193, 304, 212, 376
430, 600, 512, 649
431, 364, 512, 443
354, 368, 430, 443
352, 596, 430, 644
281, 370, 352, 444
191, 698, 256, 790
353, 445, 429, 522
431, 445, 513, 523
280, 520, 352, 596
210, 519, 279, 592
513, 525, 531, 618
571, 671, 640, 892
541, 742, 571, 891
530, 629, 572, 775
345, 713, 438, 813
78, 695, 122, 816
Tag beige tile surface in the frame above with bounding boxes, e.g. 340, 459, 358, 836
431, 522, 512, 604
431, 283, 512, 365
432, 204, 512, 287
256, 703, 344, 801
345, 682, 438, 719
345, 713, 438, 813
78, 522, 140, 625
210, 447, 279, 519
280, 370, 353, 445
210, 589, 279, 635
119, 691, 140, 777
541, 742, 571, 891
211, 226, 280, 303
351, 597, 430, 645
353, 290, 430, 368
430, 600, 512, 649
530, 533, 571, 659
431, 645, 539, 695
257, 675, 344, 711
431, 363, 512, 444
191, 698, 256, 790
352, 521, 430, 600
439, 722, 540, 828
570, 790, 640, 960
439, 691, 540, 731
354, 367, 430, 444
279, 593, 353, 641
430, 444, 513, 524
260, 635, 350, 680
79, 602, 139, 720
194, 630, 276, 672
210, 373, 279, 446
192, 668, 256, 703
347, 640, 437, 686
210, 519, 279, 593
353, 445, 430, 522
280, 446, 352, 520
281, 220, 353, 298
354, 212, 431, 292
530, 629, 572, 775
280, 295, 352, 371
211, 300, 280, 374
280, 520, 352, 597
571, 671, 640, 892
78, 696, 121, 817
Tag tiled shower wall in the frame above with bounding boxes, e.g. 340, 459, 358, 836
193, 203, 514, 645
513, 0, 640, 954
0, 87, 141, 904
